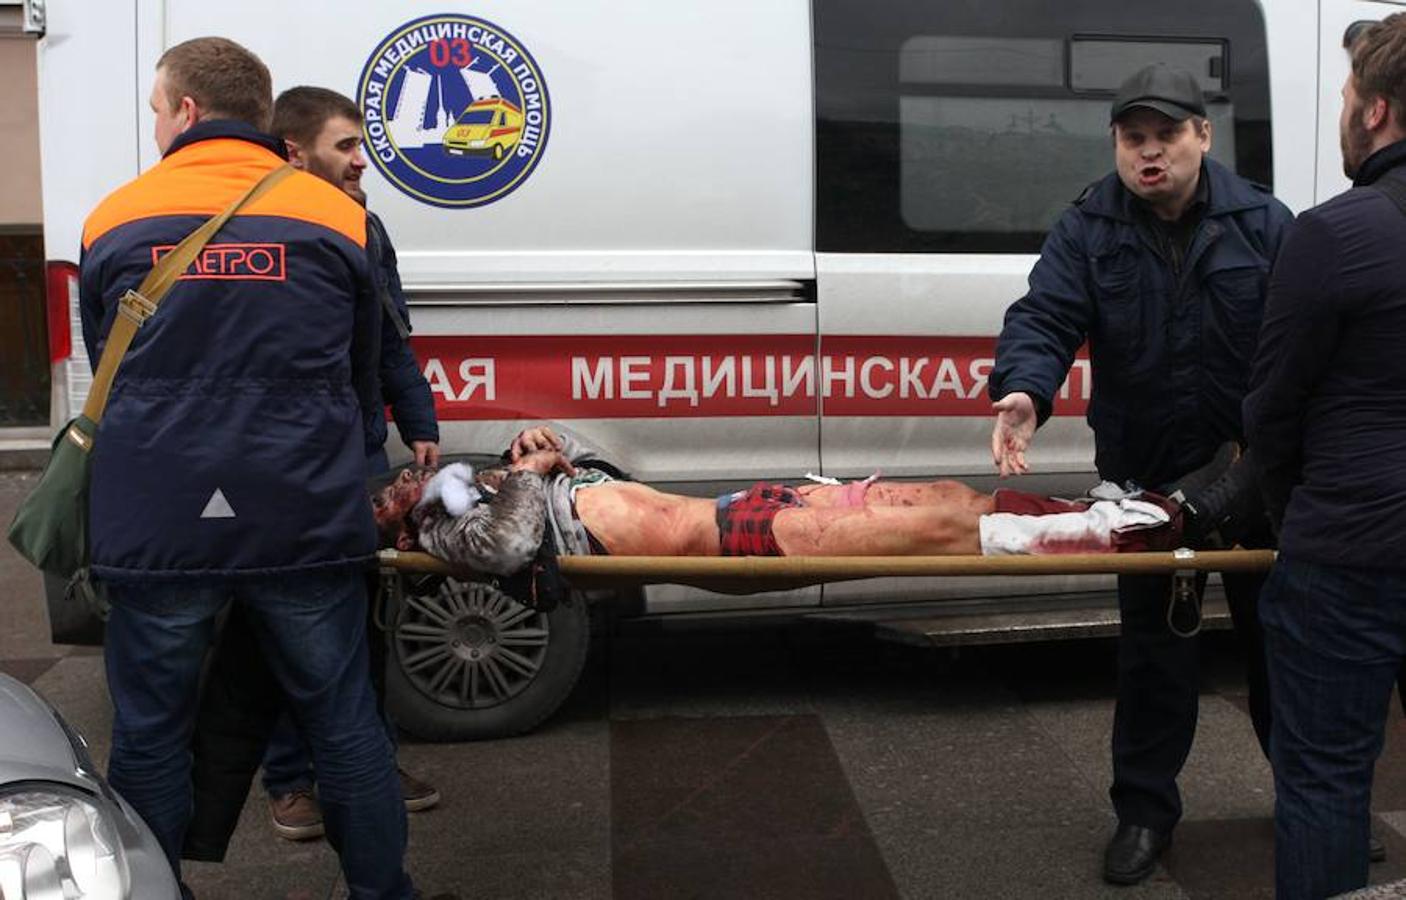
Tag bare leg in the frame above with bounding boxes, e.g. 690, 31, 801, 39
577, 479, 995, 557
573, 483, 720, 556
796, 479, 992, 511
771, 502, 990, 556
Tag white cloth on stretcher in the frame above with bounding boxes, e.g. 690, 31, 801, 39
417, 463, 483, 516
978, 498, 1171, 556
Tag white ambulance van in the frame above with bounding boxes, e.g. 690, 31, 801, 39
29, 0, 1395, 738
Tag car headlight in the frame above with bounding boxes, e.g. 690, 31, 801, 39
0, 786, 129, 899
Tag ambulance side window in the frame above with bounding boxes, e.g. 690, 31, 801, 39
814, 0, 1272, 254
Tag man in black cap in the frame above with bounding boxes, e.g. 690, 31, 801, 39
987, 64, 1294, 884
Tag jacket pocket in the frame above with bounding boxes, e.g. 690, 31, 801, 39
1089, 245, 1147, 370
1206, 265, 1267, 359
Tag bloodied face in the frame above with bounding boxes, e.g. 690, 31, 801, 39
372, 466, 435, 549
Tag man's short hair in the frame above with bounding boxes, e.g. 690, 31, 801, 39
1350, 12, 1406, 129
157, 37, 272, 131
272, 86, 364, 147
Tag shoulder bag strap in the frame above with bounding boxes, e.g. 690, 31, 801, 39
1372, 171, 1406, 218
365, 214, 411, 341
82, 164, 296, 423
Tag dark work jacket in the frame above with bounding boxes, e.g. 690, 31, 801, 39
989, 158, 1294, 488
79, 120, 380, 579
365, 211, 438, 465
1244, 140, 1406, 567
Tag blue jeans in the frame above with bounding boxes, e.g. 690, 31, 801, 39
261, 713, 316, 796
1260, 556, 1406, 900
104, 570, 413, 899
262, 678, 398, 796
263, 568, 398, 798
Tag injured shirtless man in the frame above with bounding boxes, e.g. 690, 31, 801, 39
372, 426, 1251, 576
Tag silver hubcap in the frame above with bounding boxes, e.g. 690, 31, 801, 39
395, 578, 550, 709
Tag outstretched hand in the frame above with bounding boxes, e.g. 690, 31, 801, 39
509, 425, 564, 461
991, 392, 1037, 478
511, 448, 576, 478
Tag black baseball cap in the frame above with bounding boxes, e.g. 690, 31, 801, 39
1110, 64, 1207, 123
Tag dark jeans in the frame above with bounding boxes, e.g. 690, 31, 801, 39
1109, 568, 1271, 832
263, 570, 397, 798
262, 713, 317, 796
1260, 556, 1406, 900
104, 570, 413, 899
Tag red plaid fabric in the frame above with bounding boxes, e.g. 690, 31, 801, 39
716, 483, 806, 557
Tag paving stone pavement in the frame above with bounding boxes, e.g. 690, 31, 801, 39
6, 470, 1406, 898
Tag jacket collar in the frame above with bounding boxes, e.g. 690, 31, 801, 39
1352, 138, 1406, 187
162, 118, 288, 160
1077, 156, 1267, 223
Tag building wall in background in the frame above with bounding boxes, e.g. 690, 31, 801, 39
0, 5, 48, 426
0, 7, 41, 227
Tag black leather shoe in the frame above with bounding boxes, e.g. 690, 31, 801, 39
1371, 832, 1387, 863
1103, 822, 1171, 885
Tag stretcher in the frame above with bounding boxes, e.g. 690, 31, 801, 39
377, 548, 1277, 595
370, 548, 1277, 738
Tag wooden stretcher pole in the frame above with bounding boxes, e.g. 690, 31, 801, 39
377, 548, 1277, 596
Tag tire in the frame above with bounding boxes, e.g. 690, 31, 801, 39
384, 575, 590, 741
492, 143, 505, 161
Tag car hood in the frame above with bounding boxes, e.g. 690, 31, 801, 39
0, 672, 83, 783
0, 674, 183, 897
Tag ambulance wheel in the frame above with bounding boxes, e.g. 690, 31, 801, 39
384, 576, 590, 741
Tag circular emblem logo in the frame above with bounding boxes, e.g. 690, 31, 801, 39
357, 14, 550, 208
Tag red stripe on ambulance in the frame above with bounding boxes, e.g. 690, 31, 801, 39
411, 335, 1091, 420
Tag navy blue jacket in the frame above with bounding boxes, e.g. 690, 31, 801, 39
1244, 141, 1406, 567
365, 212, 438, 464
990, 158, 1294, 488
79, 121, 380, 579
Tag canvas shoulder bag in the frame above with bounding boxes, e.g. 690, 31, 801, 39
6, 164, 295, 583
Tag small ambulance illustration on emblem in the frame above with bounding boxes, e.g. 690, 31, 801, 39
357, 13, 550, 208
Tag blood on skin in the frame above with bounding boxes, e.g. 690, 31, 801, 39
573, 482, 719, 556
796, 480, 993, 512
571, 477, 998, 557
1029, 531, 1112, 555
